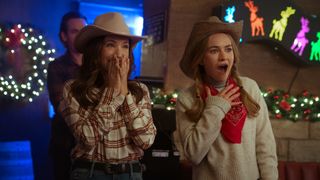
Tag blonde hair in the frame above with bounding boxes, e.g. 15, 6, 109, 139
185, 33, 260, 122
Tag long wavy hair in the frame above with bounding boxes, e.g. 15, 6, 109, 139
70, 36, 144, 108
185, 33, 260, 121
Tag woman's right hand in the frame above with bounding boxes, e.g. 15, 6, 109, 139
107, 55, 129, 95
205, 84, 241, 106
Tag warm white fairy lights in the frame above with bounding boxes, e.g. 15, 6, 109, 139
0, 24, 55, 102
151, 87, 320, 122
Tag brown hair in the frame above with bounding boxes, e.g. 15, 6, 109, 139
70, 36, 144, 108
59, 12, 87, 48
185, 34, 260, 121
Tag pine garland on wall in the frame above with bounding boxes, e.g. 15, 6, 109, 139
262, 88, 320, 122
151, 87, 320, 122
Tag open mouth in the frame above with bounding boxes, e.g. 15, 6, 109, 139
217, 64, 228, 72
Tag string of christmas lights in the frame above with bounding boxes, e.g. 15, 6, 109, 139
151, 87, 178, 111
151, 87, 320, 122
262, 89, 320, 122
0, 24, 55, 102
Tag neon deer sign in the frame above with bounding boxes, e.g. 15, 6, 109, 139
221, 0, 320, 64
291, 17, 310, 56
244, 0, 265, 36
310, 32, 320, 61
269, 7, 296, 41
224, 6, 235, 23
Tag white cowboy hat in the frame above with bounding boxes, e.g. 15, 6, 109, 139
75, 12, 145, 52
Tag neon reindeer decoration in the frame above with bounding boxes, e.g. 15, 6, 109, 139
291, 17, 310, 56
244, 0, 265, 37
269, 7, 296, 41
310, 32, 320, 61
224, 6, 235, 23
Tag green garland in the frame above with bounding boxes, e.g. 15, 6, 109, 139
151, 87, 178, 110
0, 24, 55, 102
151, 87, 320, 122
262, 89, 320, 122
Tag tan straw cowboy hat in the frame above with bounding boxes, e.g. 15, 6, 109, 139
75, 12, 146, 53
180, 16, 243, 79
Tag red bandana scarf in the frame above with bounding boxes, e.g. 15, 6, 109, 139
201, 78, 247, 143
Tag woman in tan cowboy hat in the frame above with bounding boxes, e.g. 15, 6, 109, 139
174, 16, 278, 180
58, 12, 156, 180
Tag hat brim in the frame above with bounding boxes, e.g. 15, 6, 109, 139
180, 20, 243, 79
75, 25, 146, 53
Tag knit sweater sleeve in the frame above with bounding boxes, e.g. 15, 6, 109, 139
175, 88, 231, 165
248, 79, 278, 180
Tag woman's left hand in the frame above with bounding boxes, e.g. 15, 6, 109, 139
115, 55, 129, 95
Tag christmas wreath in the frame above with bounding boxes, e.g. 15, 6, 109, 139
0, 24, 55, 102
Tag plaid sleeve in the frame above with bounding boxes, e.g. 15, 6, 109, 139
95, 87, 125, 118
59, 81, 98, 148
59, 82, 125, 148
120, 83, 157, 149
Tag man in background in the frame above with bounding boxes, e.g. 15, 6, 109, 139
47, 11, 87, 180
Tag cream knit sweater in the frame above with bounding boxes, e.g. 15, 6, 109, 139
174, 77, 278, 180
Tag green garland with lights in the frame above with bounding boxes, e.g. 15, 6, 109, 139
261, 89, 320, 122
0, 24, 55, 102
151, 87, 178, 111
151, 87, 320, 122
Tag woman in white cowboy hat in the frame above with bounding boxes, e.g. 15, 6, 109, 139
58, 12, 156, 180
174, 16, 278, 180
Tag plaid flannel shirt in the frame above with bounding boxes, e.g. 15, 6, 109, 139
59, 81, 157, 163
